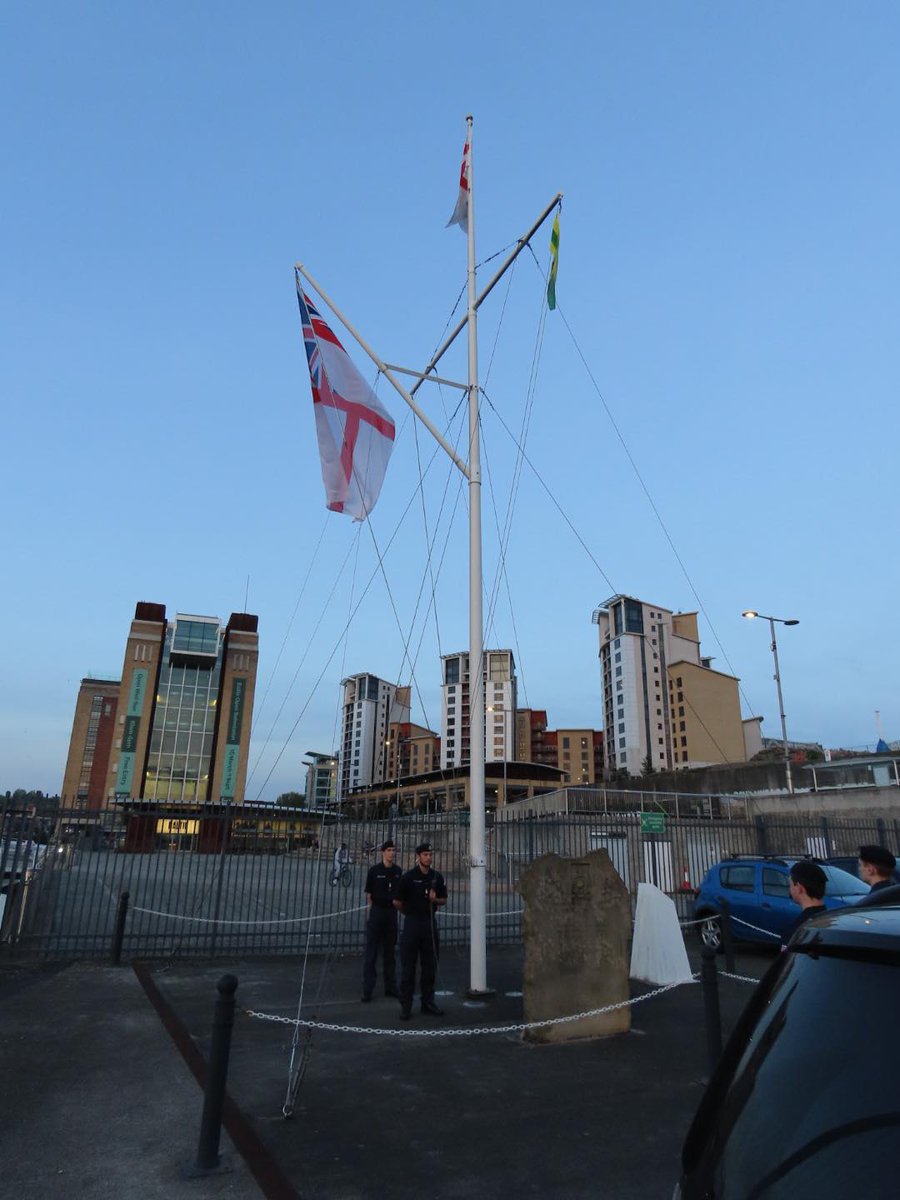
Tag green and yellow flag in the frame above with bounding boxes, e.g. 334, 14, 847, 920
547, 212, 561, 310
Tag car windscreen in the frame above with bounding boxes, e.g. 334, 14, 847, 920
821, 865, 869, 895
683, 951, 900, 1197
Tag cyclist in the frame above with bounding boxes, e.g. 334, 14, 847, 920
331, 842, 350, 885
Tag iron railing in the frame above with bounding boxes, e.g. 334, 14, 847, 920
2, 801, 897, 962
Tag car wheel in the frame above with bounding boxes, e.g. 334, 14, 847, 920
698, 914, 722, 952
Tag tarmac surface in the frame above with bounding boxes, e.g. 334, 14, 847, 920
0, 941, 772, 1199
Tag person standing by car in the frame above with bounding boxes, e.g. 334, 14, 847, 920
362, 839, 402, 1002
782, 860, 827, 949
394, 842, 447, 1020
858, 845, 897, 894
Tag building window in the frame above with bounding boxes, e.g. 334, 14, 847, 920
615, 667, 622, 678
679, 721, 686, 732
562, 736, 570, 748
618, 723, 625, 733
681, 737, 687, 747
619, 738, 626, 748
679, 706, 685, 717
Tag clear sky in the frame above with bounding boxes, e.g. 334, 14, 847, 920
4, 2, 900, 799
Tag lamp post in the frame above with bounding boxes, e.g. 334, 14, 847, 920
742, 610, 799, 794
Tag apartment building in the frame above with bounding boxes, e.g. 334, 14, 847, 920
593, 595, 748, 776
61, 602, 259, 807
516, 709, 604, 784
338, 673, 410, 797
440, 649, 517, 770
304, 750, 338, 808
384, 721, 440, 781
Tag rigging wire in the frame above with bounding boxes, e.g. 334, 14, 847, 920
480, 388, 617, 595
394, 392, 470, 714
250, 515, 330, 736
245, 528, 361, 790
524, 243, 757, 719
252, 402, 475, 799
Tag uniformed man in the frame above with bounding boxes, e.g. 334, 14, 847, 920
362, 839, 403, 1002
394, 841, 447, 1020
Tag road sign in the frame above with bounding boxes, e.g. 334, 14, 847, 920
640, 812, 666, 834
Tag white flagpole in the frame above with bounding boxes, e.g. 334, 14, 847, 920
464, 115, 489, 997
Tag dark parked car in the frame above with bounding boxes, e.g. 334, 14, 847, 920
693, 855, 868, 948
676, 903, 900, 1198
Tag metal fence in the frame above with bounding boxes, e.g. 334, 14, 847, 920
2, 801, 898, 962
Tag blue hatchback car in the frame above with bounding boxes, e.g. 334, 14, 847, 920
693, 856, 869, 948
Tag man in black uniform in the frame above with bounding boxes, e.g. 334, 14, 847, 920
362, 839, 403, 1002
394, 841, 447, 1020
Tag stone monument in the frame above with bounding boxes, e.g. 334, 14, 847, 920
519, 849, 632, 1043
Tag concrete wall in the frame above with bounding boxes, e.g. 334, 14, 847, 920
746, 786, 900, 822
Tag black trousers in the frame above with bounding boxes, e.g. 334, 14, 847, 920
363, 906, 397, 996
399, 916, 439, 1009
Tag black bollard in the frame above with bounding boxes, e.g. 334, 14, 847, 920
719, 898, 736, 974
111, 890, 129, 966
194, 974, 239, 1172
700, 944, 723, 1071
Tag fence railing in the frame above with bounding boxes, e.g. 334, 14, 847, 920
2, 802, 897, 962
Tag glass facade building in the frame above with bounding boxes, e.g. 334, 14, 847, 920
144, 618, 223, 803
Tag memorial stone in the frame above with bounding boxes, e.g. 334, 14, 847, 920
519, 849, 632, 1043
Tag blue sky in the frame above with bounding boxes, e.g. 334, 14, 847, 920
3, 2, 900, 798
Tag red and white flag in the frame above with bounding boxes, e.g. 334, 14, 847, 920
446, 129, 471, 234
296, 281, 395, 521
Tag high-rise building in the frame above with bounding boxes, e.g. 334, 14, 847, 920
61, 679, 121, 809
338, 673, 410, 797
61, 602, 259, 808
592, 595, 748, 776
440, 649, 517, 770
304, 751, 338, 808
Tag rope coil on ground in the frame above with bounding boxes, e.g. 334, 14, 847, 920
242, 977, 698, 1038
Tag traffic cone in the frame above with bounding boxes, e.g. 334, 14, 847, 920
680, 863, 692, 892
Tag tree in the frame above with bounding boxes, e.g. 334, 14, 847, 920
276, 791, 306, 809
641, 755, 656, 778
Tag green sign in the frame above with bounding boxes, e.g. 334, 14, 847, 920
117, 668, 149, 794
640, 812, 666, 834
220, 678, 247, 799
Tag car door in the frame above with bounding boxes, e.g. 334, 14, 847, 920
717, 864, 760, 937
759, 866, 796, 939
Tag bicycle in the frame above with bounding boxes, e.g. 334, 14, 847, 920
330, 863, 353, 888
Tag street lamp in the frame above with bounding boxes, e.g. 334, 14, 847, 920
742, 610, 800, 794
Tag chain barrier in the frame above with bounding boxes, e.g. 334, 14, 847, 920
729, 916, 781, 940
443, 908, 524, 920
128, 903, 367, 926
720, 971, 763, 985
678, 916, 709, 928
242, 976, 698, 1038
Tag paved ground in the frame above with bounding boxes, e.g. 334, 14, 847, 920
0, 942, 773, 1199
